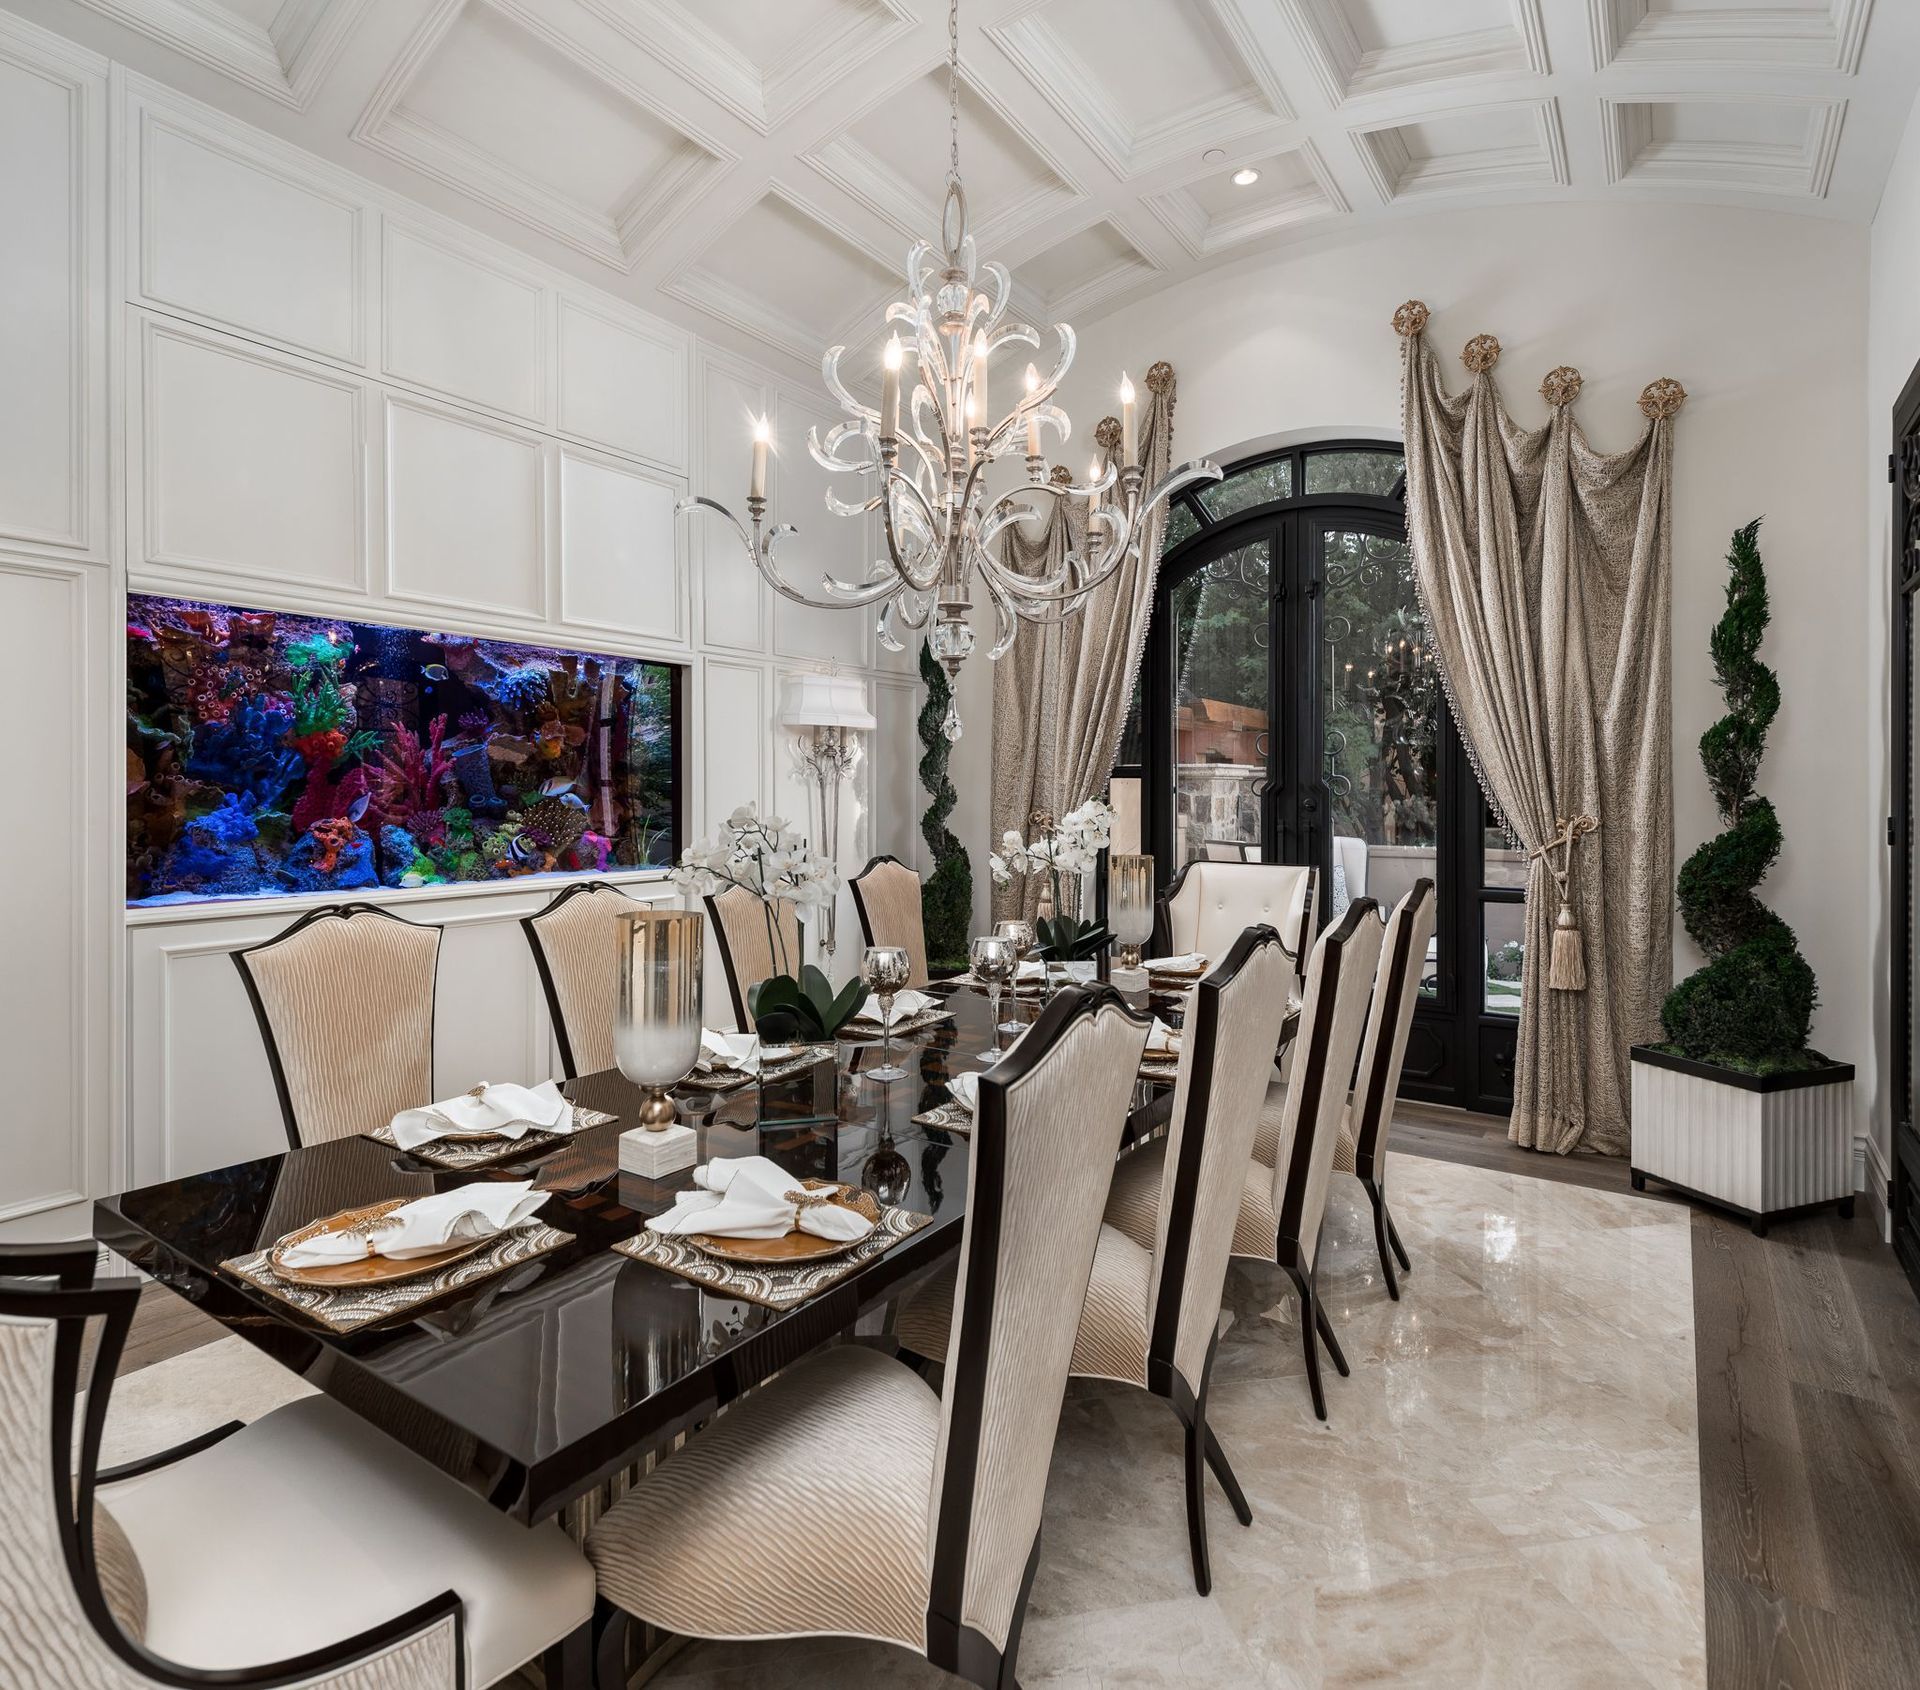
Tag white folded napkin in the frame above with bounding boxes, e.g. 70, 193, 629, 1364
1144, 953, 1207, 973
855, 988, 937, 1026
388, 1081, 576, 1151
1057, 960, 1097, 984
1015, 959, 1047, 983
1144, 1017, 1182, 1057
278, 1181, 548, 1268
697, 1028, 763, 1076
645, 1156, 875, 1244
947, 1071, 980, 1114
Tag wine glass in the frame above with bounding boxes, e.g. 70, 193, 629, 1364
993, 919, 1035, 1033
970, 935, 1017, 1065
860, 945, 912, 1083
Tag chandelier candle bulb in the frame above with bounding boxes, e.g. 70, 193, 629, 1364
1120, 373, 1137, 466
1024, 363, 1042, 458
749, 415, 769, 502
972, 331, 988, 421
1087, 458, 1103, 513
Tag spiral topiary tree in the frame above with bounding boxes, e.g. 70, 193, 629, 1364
918, 641, 972, 970
1660, 517, 1819, 1070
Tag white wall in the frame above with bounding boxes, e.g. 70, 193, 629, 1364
1009, 199, 1874, 1155
1865, 87, 1920, 1213
0, 12, 924, 1221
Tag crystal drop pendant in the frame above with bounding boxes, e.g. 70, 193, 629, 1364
942, 698, 963, 741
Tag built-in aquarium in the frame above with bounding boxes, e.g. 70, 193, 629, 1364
127, 593, 679, 906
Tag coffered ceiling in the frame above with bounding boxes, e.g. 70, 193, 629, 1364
18, 0, 1920, 376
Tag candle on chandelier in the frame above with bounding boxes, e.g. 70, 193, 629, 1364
967, 387, 982, 466
971, 332, 989, 427
1024, 363, 1042, 457
1087, 457, 1103, 512
750, 414, 770, 501
881, 335, 902, 441
1120, 372, 1138, 466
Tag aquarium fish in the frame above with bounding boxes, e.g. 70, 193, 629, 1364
420, 663, 450, 681
345, 794, 370, 824
507, 834, 543, 866
538, 775, 580, 797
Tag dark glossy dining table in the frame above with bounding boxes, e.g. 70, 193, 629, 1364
94, 979, 1198, 1525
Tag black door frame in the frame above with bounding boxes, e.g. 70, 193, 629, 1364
1140, 442, 1517, 1114
1889, 360, 1920, 1294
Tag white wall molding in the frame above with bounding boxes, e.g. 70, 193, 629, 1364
70, 0, 369, 111
1589, 0, 1874, 74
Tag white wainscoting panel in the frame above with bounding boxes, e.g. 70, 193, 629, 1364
556, 297, 688, 472
696, 354, 769, 654
384, 393, 545, 619
700, 657, 770, 827
139, 317, 367, 595
557, 446, 685, 647
770, 392, 872, 669
382, 219, 547, 424
0, 22, 104, 555
126, 875, 679, 1183
872, 675, 922, 867
0, 554, 111, 1222
137, 109, 363, 366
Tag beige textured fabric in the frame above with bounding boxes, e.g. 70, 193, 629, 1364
850, 859, 930, 988
1251, 1083, 1289, 1169
524, 884, 649, 1076
587, 1345, 937, 1650
237, 909, 440, 1146
707, 885, 802, 1030
931, 994, 1148, 1651
1345, 884, 1438, 1190
0, 1319, 457, 1689
990, 365, 1179, 923
93, 1503, 147, 1642
1243, 910, 1385, 1270
1400, 320, 1676, 1156
1161, 863, 1314, 966
1101, 1138, 1165, 1255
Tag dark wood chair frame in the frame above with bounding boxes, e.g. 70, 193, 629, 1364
1265, 898, 1376, 1422
0, 1241, 595, 1688
231, 901, 443, 1152
1347, 879, 1434, 1301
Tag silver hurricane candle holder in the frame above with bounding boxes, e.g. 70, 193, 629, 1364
614, 909, 704, 1131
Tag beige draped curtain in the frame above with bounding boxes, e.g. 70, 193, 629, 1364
990, 362, 1178, 921
1395, 301, 1684, 1156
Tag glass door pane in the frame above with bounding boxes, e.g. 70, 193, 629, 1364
1321, 528, 1441, 984
1170, 537, 1271, 873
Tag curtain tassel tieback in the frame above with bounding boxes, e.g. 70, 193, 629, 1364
1530, 815, 1600, 993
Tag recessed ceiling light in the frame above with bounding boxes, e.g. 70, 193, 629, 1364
1232, 166, 1260, 187
1202, 148, 1226, 164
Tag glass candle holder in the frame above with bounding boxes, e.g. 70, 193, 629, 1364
614, 909, 704, 1130
1108, 854, 1155, 972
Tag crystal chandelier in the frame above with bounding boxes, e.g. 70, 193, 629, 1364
678, 0, 1220, 741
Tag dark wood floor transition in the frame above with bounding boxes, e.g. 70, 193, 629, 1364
110, 1105, 1920, 1688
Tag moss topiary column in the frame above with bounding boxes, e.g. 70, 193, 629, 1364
1660, 518, 1818, 1069
918, 641, 973, 969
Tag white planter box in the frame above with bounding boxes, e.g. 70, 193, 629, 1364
1629, 1046, 1855, 1235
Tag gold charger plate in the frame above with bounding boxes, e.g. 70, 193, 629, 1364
268, 1198, 492, 1289
688, 1180, 882, 1267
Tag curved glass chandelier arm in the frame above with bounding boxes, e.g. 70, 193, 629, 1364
821, 345, 879, 425
975, 565, 1019, 659
1140, 457, 1225, 513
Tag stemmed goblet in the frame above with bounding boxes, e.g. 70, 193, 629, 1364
970, 935, 1018, 1065
860, 945, 913, 1083
992, 919, 1035, 1034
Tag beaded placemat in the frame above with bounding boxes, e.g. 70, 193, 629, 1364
678, 1045, 833, 1093
222, 1222, 572, 1333
364, 1107, 617, 1170
615, 1204, 930, 1311
909, 1101, 972, 1135
841, 1008, 954, 1041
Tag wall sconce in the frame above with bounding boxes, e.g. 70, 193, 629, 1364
780, 667, 875, 961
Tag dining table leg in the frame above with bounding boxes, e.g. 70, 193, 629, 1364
542, 1617, 594, 1688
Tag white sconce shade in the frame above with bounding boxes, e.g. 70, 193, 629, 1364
780, 671, 875, 732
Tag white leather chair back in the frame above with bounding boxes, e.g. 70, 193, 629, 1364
1163, 861, 1315, 967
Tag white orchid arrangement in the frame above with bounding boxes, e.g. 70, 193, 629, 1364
989, 799, 1116, 961
669, 803, 840, 978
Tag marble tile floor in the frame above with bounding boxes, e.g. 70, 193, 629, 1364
102, 1154, 1704, 1688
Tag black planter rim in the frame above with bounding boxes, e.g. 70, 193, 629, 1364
1629, 1042, 1855, 1093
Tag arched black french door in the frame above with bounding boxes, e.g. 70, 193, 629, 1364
1136, 441, 1519, 1114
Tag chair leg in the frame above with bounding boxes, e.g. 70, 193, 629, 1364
1182, 1407, 1213, 1597
1363, 1177, 1400, 1301
1202, 1424, 1253, 1528
541, 1618, 594, 1689
1284, 1264, 1328, 1422
1384, 1203, 1412, 1274
593, 1602, 632, 1690
1313, 1288, 1351, 1379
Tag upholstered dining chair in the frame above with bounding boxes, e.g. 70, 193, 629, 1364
895, 925, 1296, 1595
521, 880, 653, 1078
849, 854, 930, 987
232, 902, 441, 1149
583, 985, 1150, 1690
0, 1241, 596, 1689
1335, 880, 1436, 1300
704, 884, 803, 1031
1154, 859, 1316, 989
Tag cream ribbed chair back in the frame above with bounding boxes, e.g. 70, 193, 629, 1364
1265, 901, 1384, 1270
522, 881, 652, 1077
233, 904, 441, 1149
0, 1262, 456, 1688
1348, 881, 1436, 1181
1158, 860, 1316, 984
926, 986, 1147, 1663
849, 856, 930, 988
704, 886, 802, 1031
1146, 927, 1295, 1397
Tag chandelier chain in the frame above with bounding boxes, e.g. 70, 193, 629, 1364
947, 0, 961, 187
